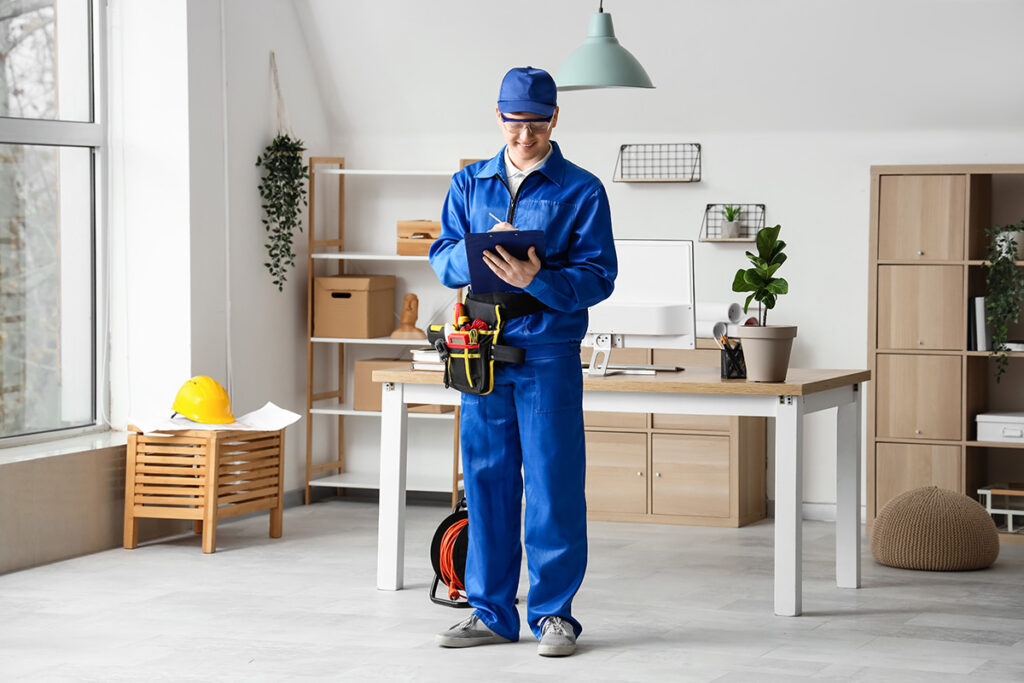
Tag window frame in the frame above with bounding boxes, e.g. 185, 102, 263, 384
0, 0, 107, 446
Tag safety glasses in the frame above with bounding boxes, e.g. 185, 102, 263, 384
499, 113, 553, 135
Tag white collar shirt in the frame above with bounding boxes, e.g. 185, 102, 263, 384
503, 143, 553, 197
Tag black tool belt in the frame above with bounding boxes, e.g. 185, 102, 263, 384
463, 291, 546, 325
427, 292, 546, 395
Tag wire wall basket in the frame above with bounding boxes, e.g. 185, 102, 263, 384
613, 143, 701, 183
699, 203, 765, 242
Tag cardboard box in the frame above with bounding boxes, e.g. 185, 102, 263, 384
353, 358, 409, 411
397, 220, 442, 256
408, 403, 454, 414
313, 275, 396, 339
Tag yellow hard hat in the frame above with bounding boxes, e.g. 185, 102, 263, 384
172, 376, 235, 424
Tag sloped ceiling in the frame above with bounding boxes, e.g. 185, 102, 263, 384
295, 0, 1024, 138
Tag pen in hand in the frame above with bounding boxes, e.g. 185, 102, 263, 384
488, 212, 516, 232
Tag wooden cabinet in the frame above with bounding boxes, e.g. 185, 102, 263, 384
875, 443, 961, 513
585, 431, 647, 515
651, 434, 730, 518
875, 354, 962, 440
652, 413, 732, 432
583, 342, 767, 527
876, 265, 963, 350
869, 165, 1024, 545
877, 174, 965, 260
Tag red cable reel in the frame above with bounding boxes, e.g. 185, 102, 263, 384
429, 499, 471, 608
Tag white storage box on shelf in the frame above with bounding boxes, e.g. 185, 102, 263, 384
976, 412, 1024, 443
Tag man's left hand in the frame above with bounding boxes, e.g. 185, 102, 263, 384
482, 245, 541, 289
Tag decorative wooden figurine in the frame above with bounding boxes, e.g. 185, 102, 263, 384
391, 293, 426, 339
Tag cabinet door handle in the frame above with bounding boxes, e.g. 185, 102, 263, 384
636, 471, 643, 476
918, 340, 924, 345
917, 250, 924, 256
915, 429, 922, 435
655, 472, 662, 477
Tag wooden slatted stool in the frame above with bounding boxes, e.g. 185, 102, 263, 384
123, 427, 285, 553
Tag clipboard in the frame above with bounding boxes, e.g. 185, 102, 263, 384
465, 230, 546, 293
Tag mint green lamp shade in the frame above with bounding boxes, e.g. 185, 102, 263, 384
556, 10, 654, 91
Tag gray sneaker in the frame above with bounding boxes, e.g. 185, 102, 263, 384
537, 616, 576, 657
435, 614, 512, 648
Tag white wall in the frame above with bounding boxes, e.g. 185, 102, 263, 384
110, 0, 331, 493
294, 0, 1024, 507
108, 0, 192, 426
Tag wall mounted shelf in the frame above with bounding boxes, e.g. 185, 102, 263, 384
699, 203, 765, 242
613, 143, 701, 183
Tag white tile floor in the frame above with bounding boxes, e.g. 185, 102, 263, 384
3, 499, 1024, 682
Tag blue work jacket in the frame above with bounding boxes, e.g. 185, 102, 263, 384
429, 141, 617, 349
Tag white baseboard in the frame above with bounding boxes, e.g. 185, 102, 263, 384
767, 501, 867, 523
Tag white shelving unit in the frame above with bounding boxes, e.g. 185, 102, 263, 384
315, 168, 452, 177
311, 253, 430, 262
310, 337, 428, 345
304, 157, 462, 501
309, 406, 453, 420
309, 471, 455, 493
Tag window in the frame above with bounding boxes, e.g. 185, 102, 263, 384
0, 0, 103, 440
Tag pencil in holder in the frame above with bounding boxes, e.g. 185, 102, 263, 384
721, 343, 746, 379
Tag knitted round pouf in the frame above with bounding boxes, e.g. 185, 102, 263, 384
871, 486, 999, 571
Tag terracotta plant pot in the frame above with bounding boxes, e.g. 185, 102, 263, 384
728, 324, 798, 382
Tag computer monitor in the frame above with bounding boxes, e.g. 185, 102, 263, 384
584, 239, 696, 375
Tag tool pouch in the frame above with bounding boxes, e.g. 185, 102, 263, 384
447, 328, 498, 395
427, 292, 542, 396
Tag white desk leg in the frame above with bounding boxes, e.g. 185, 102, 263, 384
835, 384, 862, 589
774, 396, 804, 616
377, 382, 408, 591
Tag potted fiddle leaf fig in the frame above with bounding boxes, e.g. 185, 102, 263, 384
985, 220, 1024, 382
729, 224, 796, 382
721, 204, 742, 239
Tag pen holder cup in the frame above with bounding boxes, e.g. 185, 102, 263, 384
721, 344, 747, 380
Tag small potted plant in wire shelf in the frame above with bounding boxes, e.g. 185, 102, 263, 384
729, 224, 796, 382
721, 205, 742, 239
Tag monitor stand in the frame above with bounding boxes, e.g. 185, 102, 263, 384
585, 333, 683, 376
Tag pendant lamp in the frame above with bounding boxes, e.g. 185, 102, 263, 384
556, 1, 654, 91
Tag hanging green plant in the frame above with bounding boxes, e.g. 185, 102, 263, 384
256, 133, 308, 291
985, 220, 1024, 382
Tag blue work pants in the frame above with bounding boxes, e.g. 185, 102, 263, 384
459, 347, 587, 641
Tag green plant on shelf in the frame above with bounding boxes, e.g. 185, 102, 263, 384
721, 204, 742, 221
256, 133, 308, 291
984, 220, 1024, 382
731, 224, 789, 326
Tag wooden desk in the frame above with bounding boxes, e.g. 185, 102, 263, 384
372, 366, 870, 617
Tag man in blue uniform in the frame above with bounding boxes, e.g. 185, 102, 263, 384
429, 66, 617, 657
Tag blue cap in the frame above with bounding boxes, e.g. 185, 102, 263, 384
497, 66, 557, 117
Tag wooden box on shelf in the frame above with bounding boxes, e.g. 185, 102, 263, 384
123, 427, 285, 554
396, 220, 441, 256
353, 358, 410, 411
313, 275, 396, 338
351, 359, 449, 413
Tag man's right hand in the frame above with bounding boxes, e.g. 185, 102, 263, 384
489, 220, 516, 232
